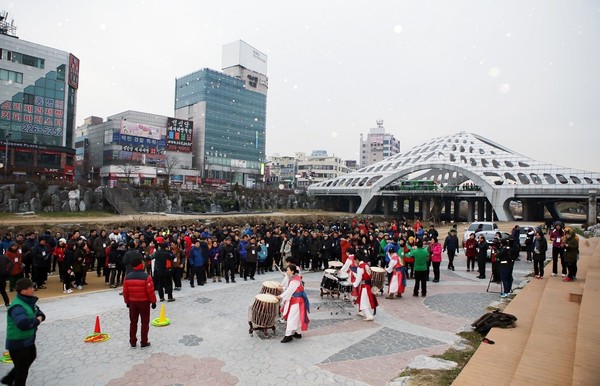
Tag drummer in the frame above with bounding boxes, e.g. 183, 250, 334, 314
353, 254, 378, 321
339, 251, 358, 300
277, 264, 310, 343
280, 260, 301, 290
385, 248, 406, 299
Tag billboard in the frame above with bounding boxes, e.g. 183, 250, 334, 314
222, 40, 267, 75
1, 98, 65, 138
120, 120, 162, 140
112, 133, 165, 151
166, 117, 193, 153
68, 54, 80, 89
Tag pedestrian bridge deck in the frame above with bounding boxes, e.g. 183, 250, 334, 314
453, 237, 600, 386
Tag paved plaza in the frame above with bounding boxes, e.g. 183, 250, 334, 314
0, 257, 533, 386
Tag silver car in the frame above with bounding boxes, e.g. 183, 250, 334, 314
463, 222, 499, 247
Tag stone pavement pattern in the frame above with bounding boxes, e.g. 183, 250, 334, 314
0, 255, 533, 386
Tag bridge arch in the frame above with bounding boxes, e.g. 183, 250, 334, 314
309, 132, 600, 223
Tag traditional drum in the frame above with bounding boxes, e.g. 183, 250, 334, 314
260, 281, 283, 296
320, 273, 339, 291
336, 271, 349, 281
324, 268, 338, 276
338, 281, 353, 294
371, 267, 386, 292
328, 260, 343, 269
250, 294, 279, 327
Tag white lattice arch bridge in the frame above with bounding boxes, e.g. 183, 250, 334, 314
308, 132, 600, 221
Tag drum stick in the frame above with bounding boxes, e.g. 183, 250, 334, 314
274, 264, 284, 275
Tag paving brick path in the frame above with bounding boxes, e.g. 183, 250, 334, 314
0, 256, 533, 385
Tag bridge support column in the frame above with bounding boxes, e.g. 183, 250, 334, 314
467, 200, 475, 223
444, 200, 452, 218
453, 200, 461, 222
588, 190, 597, 225
383, 198, 391, 216
521, 199, 532, 221
485, 200, 494, 221
422, 199, 431, 222
408, 199, 415, 218
477, 200, 485, 221
521, 199, 544, 221
348, 198, 355, 213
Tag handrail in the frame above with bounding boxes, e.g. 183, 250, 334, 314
103, 187, 123, 214
114, 185, 139, 211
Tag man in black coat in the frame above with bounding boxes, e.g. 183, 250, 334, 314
30, 238, 49, 290
152, 243, 175, 302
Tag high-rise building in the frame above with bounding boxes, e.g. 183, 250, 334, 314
0, 13, 79, 179
359, 120, 400, 168
174, 40, 267, 185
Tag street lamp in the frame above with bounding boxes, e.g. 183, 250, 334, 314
4, 132, 11, 179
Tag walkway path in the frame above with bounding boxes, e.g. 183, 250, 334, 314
0, 255, 534, 385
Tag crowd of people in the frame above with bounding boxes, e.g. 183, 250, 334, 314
0, 219, 580, 307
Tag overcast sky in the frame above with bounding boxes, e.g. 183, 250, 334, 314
5, 1, 599, 171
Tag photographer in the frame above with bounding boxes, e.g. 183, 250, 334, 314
497, 238, 514, 298
490, 232, 502, 283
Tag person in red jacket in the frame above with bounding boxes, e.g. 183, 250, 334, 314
464, 233, 477, 272
123, 257, 157, 348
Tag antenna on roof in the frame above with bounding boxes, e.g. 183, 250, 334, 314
0, 11, 17, 37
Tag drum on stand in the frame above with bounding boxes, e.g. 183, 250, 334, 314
371, 267, 386, 294
328, 260, 343, 269
336, 271, 349, 282
260, 281, 283, 296
324, 268, 338, 276
320, 273, 339, 291
250, 294, 279, 328
338, 281, 353, 294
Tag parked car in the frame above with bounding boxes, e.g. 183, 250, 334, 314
474, 230, 511, 258
463, 221, 499, 247
518, 224, 540, 250
475, 230, 511, 244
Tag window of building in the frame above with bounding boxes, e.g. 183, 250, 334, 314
37, 153, 61, 167
10, 52, 45, 69
57, 64, 66, 81
14, 150, 34, 166
0, 68, 23, 83
23, 93, 35, 105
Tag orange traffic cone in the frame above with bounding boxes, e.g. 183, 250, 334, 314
84, 316, 110, 343
94, 316, 101, 334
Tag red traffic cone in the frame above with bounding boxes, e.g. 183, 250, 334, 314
94, 316, 101, 334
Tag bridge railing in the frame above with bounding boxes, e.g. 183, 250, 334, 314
379, 184, 481, 192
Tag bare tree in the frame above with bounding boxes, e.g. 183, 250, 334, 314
117, 163, 140, 185
164, 154, 180, 185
